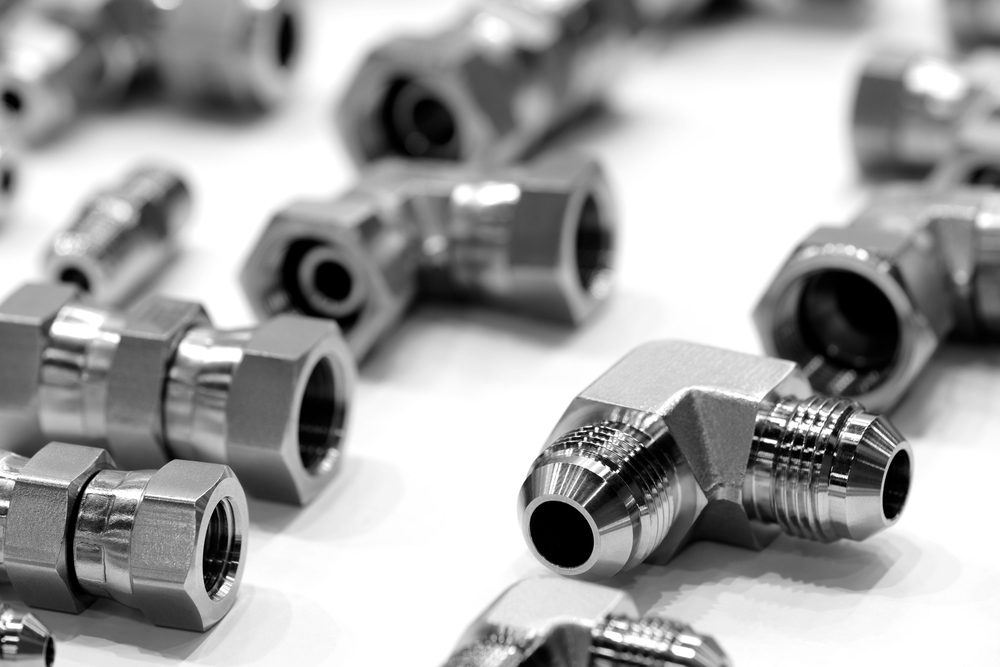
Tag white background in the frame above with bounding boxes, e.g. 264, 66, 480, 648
4, 0, 999, 664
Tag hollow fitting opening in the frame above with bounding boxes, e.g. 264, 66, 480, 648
527, 500, 596, 570
281, 240, 366, 332
1, 87, 24, 116
573, 194, 614, 298
966, 164, 1000, 188
379, 77, 461, 160
882, 449, 911, 520
202, 497, 242, 601
58, 266, 93, 293
297, 357, 344, 475
276, 11, 298, 69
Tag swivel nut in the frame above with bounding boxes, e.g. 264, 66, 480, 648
518, 341, 912, 580
0, 442, 248, 632
444, 578, 730, 667
0, 283, 354, 505
0, 603, 54, 665
241, 154, 616, 360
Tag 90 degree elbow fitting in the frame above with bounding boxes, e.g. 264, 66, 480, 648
0, 442, 247, 632
444, 577, 730, 667
0, 603, 54, 665
0, 282, 354, 505
518, 341, 912, 580
755, 187, 1000, 411
240, 154, 616, 361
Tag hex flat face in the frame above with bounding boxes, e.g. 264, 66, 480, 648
5, 443, 113, 612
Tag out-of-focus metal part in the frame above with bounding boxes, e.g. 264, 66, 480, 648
518, 341, 912, 580
0, 604, 54, 665
0, 443, 247, 631
43, 165, 191, 307
0, 283, 354, 505
755, 186, 1000, 410
0, 141, 15, 222
443, 578, 731, 667
946, 0, 1000, 51
241, 154, 616, 361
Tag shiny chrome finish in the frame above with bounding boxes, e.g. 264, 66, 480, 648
0, 283, 354, 505
241, 154, 616, 361
443, 578, 730, 667
0, 443, 247, 632
518, 341, 912, 579
43, 165, 191, 307
0, 603, 54, 665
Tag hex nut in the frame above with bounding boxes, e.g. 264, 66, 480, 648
224, 315, 355, 505
5, 443, 114, 613
130, 459, 248, 631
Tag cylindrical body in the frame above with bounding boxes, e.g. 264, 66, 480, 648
44, 166, 191, 307
0, 603, 54, 665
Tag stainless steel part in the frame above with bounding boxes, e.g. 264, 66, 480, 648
241, 154, 616, 361
43, 165, 191, 307
0, 283, 354, 505
0, 604, 53, 665
443, 578, 730, 667
0, 142, 14, 221
0, 443, 247, 631
946, 0, 1000, 51
755, 186, 1000, 411
518, 341, 912, 580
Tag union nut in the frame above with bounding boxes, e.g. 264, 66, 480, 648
240, 154, 616, 360
336, 0, 641, 165
518, 341, 912, 580
444, 578, 730, 667
754, 186, 1000, 411
0, 603, 54, 665
0, 283, 354, 505
0, 443, 247, 632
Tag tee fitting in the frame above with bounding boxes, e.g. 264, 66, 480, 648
518, 341, 912, 580
0, 442, 247, 632
0, 604, 54, 665
0, 282, 354, 505
444, 577, 730, 667
240, 154, 616, 360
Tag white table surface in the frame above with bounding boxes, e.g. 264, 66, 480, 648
3, 0, 998, 664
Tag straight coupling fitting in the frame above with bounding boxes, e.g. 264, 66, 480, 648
0, 603, 53, 665
755, 186, 1000, 410
0, 283, 354, 505
444, 578, 730, 667
241, 154, 616, 360
0, 443, 247, 631
43, 164, 191, 307
518, 341, 912, 580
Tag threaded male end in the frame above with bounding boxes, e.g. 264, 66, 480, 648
592, 614, 731, 667
0, 604, 54, 665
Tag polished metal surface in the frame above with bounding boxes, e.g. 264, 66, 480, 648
241, 153, 616, 360
0, 283, 355, 505
43, 165, 191, 307
0, 603, 54, 665
443, 578, 730, 667
0, 143, 14, 222
755, 186, 1000, 410
0, 442, 247, 631
518, 341, 912, 579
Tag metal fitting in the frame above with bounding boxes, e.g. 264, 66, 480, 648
241, 154, 616, 360
0, 282, 353, 505
518, 341, 912, 580
0, 604, 54, 665
0, 142, 14, 221
755, 187, 1000, 410
43, 165, 191, 307
336, 0, 645, 165
444, 578, 730, 667
0, 442, 247, 631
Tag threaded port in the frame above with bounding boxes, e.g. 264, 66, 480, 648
883, 449, 911, 520
58, 266, 92, 293
281, 240, 365, 332
528, 500, 595, 569
574, 194, 614, 298
276, 11, 297, 69
297, 358, 343, 475
203, 498, 241, 600
379, 78, 461, 160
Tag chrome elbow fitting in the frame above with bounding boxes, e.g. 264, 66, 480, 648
0, 283, 353, 505
0, 443, 247, 631
755, 187, 1000, 410
241, 154, 616, 360
0, 603, 54, 665
518, 341, 912, 580
0, 142, 15, 221
336, 1, 639, 164
444, 578, 730, 667
43, 165, 191, 307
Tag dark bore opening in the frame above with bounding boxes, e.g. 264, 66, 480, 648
882, 450, 911, 520
203, 498, 241, 600
379, 78, 461, 160
59, 267, 92, 293
799, 270, 901, 372
529, 501, 595, 569
44, 638, 54, 667
966, 164, 1000, 189
281, 240, 363, 332
574, 195, 612, 294
276, 11, 297, 69
315, 259, 354, 303
1, 89, 23, 115
0, 166, 13, 194
298, 358, 341, 475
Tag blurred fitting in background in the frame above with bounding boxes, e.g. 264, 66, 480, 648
241, 153, 616, 361
0, 603, 54, 665
518, 341, 911, 580
0, 443, 247, 631
0, 283, 354, 505
947, 0, 1000, 51
0, 0, 301, 145
43, 164, 190, 308
755, 187, 1000, 411
0, 141, 14, 221
443, 578, 730, 667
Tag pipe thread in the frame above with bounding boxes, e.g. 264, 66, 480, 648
592, 615, 722, 667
